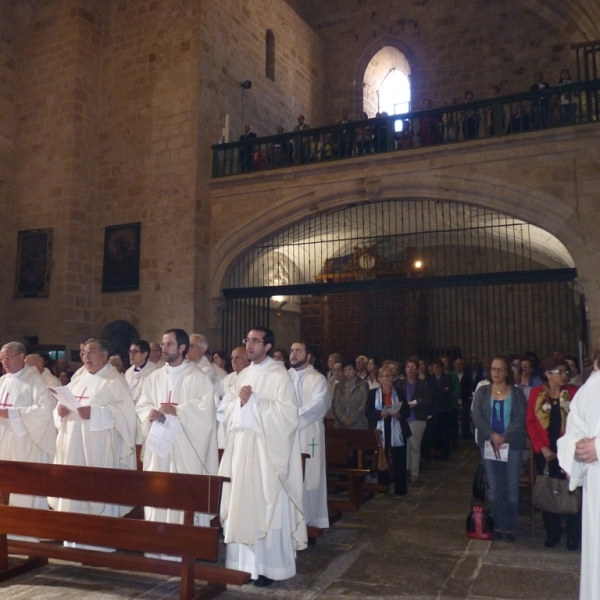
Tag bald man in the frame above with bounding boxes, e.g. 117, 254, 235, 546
215, 347, 249, 448
25, 354, 60, 388
149, 342, 165, 369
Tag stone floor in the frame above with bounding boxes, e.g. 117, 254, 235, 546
0, 441, 581, 599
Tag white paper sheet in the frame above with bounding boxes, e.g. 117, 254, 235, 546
382, 402, 403, 416
484, 440, 509, 462
48, 386, 83, 411
146, 414, 182, 458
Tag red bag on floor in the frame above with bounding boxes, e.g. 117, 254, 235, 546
466, 503, 494, 540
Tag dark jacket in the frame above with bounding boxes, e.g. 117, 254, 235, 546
472, 385, 528, 450
394, 377, 432, 421
366, 387, 412, 444
432, 372, 454, 412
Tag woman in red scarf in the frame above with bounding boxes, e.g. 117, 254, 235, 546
526, 356, 581, 550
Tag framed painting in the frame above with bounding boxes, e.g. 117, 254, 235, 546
101, 222, 141, 293
14, 228, 53, 298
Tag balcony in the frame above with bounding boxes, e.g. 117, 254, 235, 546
211, 79, 600, 179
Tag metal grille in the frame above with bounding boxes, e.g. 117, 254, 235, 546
222, 297, 270, 355
226, 200, 572, 291
221, 200, 582, 358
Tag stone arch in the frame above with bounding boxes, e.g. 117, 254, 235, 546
210, 176, 585, 301
353, 35, 421, 118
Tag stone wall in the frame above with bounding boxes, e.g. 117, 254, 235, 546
285, 0, 587, 123
0, 2, 16, 338
5, 1, 102, 347
1, 0, 325, 352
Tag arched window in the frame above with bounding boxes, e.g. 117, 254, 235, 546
379, 69, 411, 117
266, 29, 275, 81
363, 46, 411, 129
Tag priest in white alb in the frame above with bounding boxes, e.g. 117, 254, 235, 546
219, 327, 307, 588
186, 334, 219, 384
125, 340, 157, 404
24, 353, 61, 388
49, 338, 137, 520
289, 341, 331, 529
0, 342, 57, 509
215, 346, 249, 449
137, 328, 218, 528
557, 370, 600, 600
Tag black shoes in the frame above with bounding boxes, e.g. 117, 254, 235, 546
566, 539, 580, 551
254, 575, 275, 587
544, 536, 561, 548
504, 532, 516, 543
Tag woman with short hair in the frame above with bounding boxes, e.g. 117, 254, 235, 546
366, 366, 411, 498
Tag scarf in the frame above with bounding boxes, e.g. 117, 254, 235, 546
534, 384, 572, 434
489, 391, 512, 433
375, 387, 403, 447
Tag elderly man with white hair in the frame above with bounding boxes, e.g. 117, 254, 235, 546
25, 353, 60, 388
0, 342, 57, 509
50, 338, 137, 525
186, 334, 226, 382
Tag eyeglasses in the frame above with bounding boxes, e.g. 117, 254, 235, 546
243, 338, 264, 345
0, 353, 23, 361
491, 367, 507, 372
548, 369, 570, 376
128, 349, 141, 355
159, 342, 178, 348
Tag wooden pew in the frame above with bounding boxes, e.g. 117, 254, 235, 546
0, 460, 250, 600
326, 428, 390, 512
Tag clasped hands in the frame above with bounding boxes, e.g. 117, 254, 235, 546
239, 385, 253, 406
149, 403, 178, 421
57, 404, 91, 420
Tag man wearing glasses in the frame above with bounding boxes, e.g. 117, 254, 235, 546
137, 329, 218, 536
124, 340, 156, 405
0, 342, 56, 509
219, 327, 307, 588
50, 338, 138, 528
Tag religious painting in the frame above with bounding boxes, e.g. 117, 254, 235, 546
14, 228, 53, 298
101, 222, 141, 293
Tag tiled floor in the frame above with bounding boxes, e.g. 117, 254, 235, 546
0, 441, 581, 599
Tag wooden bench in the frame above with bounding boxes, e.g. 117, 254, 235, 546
326, 428, 389, 512
0, 460, 250, 599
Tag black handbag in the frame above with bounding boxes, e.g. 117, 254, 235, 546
472, 462, 486, 502
466, 503, 494, 540
532, 461, 581, 515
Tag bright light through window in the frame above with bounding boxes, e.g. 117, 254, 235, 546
379, 69, 411, 131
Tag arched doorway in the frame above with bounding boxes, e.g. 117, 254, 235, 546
221, 200, 584, 361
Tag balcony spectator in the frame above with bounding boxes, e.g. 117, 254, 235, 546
355, 111, 373, 155
334, 109, 354, 158
530, 71, 551, 129
419, 98, 441, 146
395, 119, 414, 149
461, 90, 481, 140
372, 111, 389, 152
309, 134, 323, 161
557, 69, 577, 125
273, 125, 293, 167
238, 123, 257, 172
294, 114, 311, 163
